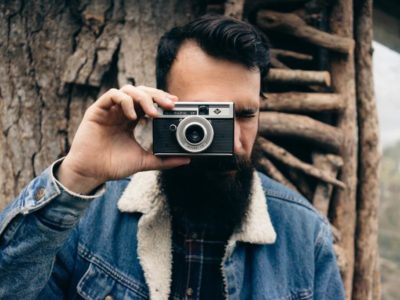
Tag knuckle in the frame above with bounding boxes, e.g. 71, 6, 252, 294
108, 88, 119, 96
120, 84, 133, 92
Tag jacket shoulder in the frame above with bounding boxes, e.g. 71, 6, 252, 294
257, 172, 328, 226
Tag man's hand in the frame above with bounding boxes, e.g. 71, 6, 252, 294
56, 85, 190, 194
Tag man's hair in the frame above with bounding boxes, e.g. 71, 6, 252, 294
156, 14, 271, 93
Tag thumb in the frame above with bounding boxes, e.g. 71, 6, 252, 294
141, 153, 191, 171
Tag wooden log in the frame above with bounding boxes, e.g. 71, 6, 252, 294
224, 0, 245, 19
286, 169, 314, 200
329, 0, 358, 296
256, 157, 298, 191
266, 68, 331, 87
256, 10, 355, 55
260, 92, 345, 112
270, 49, 312, 69
312, 153, 343, 216
270, 57, 290, 69
258, 112, 343, 153
352, 0, 381, 299
257, 137, 345, 188
271, 49, 313, 61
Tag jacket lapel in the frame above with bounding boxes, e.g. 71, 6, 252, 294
118, 171, 172, 300
117, 170, 276, 300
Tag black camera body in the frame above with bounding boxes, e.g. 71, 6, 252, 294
153, 102, 234, 156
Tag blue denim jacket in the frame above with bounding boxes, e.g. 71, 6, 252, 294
0, 159, 345, 299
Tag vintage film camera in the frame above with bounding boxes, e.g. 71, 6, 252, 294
153, 102, 234, 156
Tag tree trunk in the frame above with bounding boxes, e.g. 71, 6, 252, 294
352, 0, 381, 299
0, 0, 202, 209
329, 0, 358, 297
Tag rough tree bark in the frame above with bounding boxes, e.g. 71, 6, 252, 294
352, 0, 381, 299
329, 0, 359, 297
0, 0, 202, 209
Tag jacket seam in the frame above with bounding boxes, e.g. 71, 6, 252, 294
77, 243, 148, 298
265, 191, 327, 225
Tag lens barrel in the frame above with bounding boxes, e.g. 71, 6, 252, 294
176, 116, 214, 153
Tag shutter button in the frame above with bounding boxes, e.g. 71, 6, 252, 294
35, 188, 46, 201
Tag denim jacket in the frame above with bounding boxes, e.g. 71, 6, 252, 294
0, 159, 345, 300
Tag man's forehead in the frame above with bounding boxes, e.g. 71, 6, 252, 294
167, 41, 261, 107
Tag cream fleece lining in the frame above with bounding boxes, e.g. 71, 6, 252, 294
117, 170, 276, 300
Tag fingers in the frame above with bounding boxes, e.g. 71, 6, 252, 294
97, 88, 136, 120
96, 85, 178, 121
142, 153, 191, 171
120, 85, 178, 118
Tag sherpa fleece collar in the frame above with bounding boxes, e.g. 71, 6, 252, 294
117, 170, 276, 300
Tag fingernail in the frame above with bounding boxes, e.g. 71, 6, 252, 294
151, 107, 158, 115
163, 97, 174, 104
167, 94, 178, 102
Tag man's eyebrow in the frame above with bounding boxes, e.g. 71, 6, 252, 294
235, 107, 259, 115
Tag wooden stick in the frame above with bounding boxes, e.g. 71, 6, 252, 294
261, 92, 345, 112
256, 157, 298, 191
352, 0, 381, 299
270, 57, 290, 69
257, 10, 355, 55
258, 112, 343, 153
271, 49, 313, 61
224, 0, 245, 19
286, 169, 314, 200
312, 153, 343, 216
257, 137, 346, 188
266, 68, 331, 86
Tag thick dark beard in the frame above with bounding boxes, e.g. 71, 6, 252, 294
159, 155, 254, 236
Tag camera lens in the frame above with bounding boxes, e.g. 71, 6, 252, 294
176, 116, 214, 153
185, 124, 205, 144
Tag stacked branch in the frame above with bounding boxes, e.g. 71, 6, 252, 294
257, 137, 345, 188
312, 153, 343, 216
266, 69, 331, 87
259, 112, 343, 153
257, 10, 355, 55
270, 49, 313, 69
255, 157, 298, 191
261, 92, 345, 112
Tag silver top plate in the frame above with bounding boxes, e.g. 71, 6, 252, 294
155, 101, 234, 119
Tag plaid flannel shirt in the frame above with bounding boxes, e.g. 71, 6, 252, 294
169, 216, 230, 300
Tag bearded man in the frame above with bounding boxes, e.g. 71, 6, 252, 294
0, 15, 345, 299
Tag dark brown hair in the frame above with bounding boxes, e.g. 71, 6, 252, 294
156, 14, 271, 93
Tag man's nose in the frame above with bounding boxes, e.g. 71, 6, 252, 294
233, 120, 243, 154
